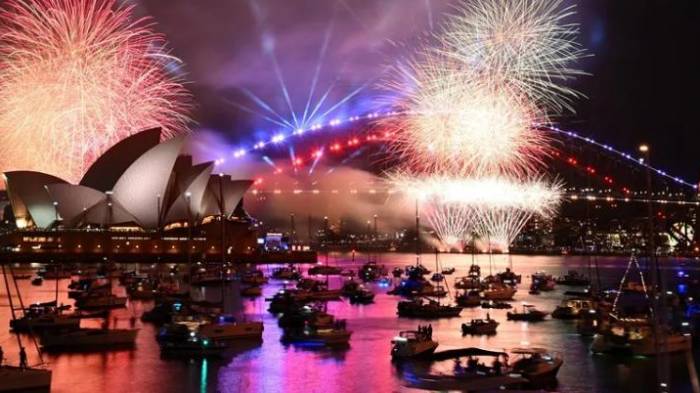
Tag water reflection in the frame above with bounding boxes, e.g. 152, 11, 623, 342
1, 253, 698, 392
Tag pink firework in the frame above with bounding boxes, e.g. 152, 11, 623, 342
0, 0, 191, 183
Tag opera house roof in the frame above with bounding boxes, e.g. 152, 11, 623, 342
2, 128, 252, 230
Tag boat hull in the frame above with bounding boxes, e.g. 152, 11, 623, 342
41, 329, 138, 350
0, 366, 52, 393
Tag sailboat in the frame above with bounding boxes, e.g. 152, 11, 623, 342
590, 254, 692, 356
1, 264, 52, 392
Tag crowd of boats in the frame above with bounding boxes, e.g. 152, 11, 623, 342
2, 251, 698, 392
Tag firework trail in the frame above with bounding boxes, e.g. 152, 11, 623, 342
0, 0, 191, 183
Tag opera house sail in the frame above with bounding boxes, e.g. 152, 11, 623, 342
0, 128, 261, 263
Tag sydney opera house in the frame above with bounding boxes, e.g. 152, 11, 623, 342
0, 128, 289, 263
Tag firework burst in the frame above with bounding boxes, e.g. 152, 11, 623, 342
384, 58, 549, 177
441, 0, 587, 114
0, 0, 191, 182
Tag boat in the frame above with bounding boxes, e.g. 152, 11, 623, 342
271, 265, 302, 280
339, 269, 355, 277
40, 328, 138, 350
510, 347, 563, 388
495, 268, 522, 285
31, 277, 43, 286
455, 290, 481, 308
531, 272, 556, 291
157, 324, 225, 358
590, 315, 692, 356
240, 270, 268, 285
0, 365, 52, 392
454, 275, 483, 291
552, 297, 595, 319
240, 286, 262, 297
341, 279, 361, 297
359, 261, 386, 282
391, 329, 438, 359
441, 267, 456, 275
349, 288, 375, 304
308, 264, 342, 276
392, 267, 404, 278
403, 347, 525, 391
1, 265, 52, 392
481, 301, 512, 309
461, 316, 499, 335
12, 274, 31, 280
278, 303, 335, 329
282, 324, 352, 347
267, 289, 307, 314
397, 298, 462, 319
75, 294, 127, 309
507, 305, 548, 322
175, 314, 263, 341
556, 270, 590, 286
481, 284, 516, 301
10, 313, 80, 333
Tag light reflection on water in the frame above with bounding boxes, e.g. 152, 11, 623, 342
1, 253, 699, 393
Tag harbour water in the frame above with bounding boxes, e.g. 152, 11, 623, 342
1, 253, 699, 393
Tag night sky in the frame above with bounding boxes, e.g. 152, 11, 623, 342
134, 0, 700, 180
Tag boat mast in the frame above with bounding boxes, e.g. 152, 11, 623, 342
415, 199, 420, 266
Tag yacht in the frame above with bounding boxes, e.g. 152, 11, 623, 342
397, 298, 462, 319
481, 284, 516, 301
391, 329, 438, 359
552, 298, 595, 319
510, 347, 563, 388
282, 324, 352, 347
175, 314, 263, 342
157, 324, 225, 358
556, 270, 590, 286
591, 315, 692, 356
507, 305, 548, 322
40, 328, 138, 350
455, 290, 481, 308
461, 316, 499, 335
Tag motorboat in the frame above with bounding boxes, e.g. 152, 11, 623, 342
531, 272, 556, 291
591, 315, 692, 356
176, 314, 263, 342
271, 265, 302, 280
0, 365, 52, 392
278, 304, 335, 329
267, 289, 307, 314
392, 267, 404, 278
455, 290, 481, 308
556, 270, 590, 286
359, 261, 387, 282
552, 298, 595, 319
308, 264, 342, 276
240, 269, 268, 285
349, 287, 375, 304
481, 284, 516, 301
391, 329, 438, 359
441, 267, 456, 275
75, 294, 127, 309
31, 277, 43, 286
510, 347, 563, 388
507, 305, 548, 322
40, 328, 138, 350
397, 298, 462, 319
341, 279, 361, 297
454, 276, 483, 291
496, 268, 522, 285
282, 323, 352, 347
481, 301, 512, 309
157, 324, 225, 358
461, 316, 499, 335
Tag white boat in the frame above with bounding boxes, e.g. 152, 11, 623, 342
40, 328, 138, 350
391, 330, 438, 358
175, 315, 263, 341
0, 365, 52, 392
